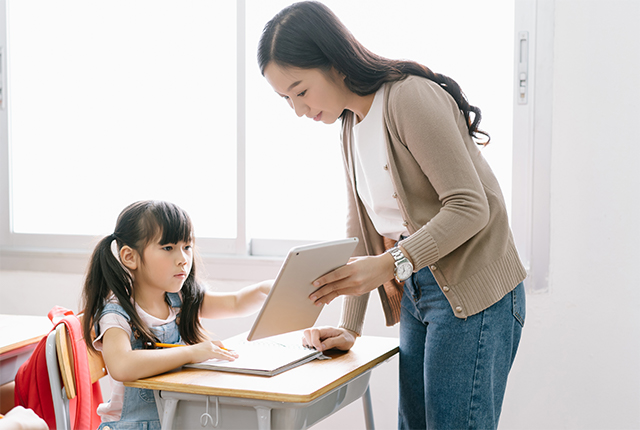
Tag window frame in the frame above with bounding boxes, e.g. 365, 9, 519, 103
511, 0, 554, 293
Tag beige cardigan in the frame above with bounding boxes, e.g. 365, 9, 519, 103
338, 76, 527, 335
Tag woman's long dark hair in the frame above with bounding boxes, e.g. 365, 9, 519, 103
258, 1, 489, 144
81, 200, 206, 352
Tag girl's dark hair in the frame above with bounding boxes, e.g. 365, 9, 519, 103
258, 1, 489, 144
81, 200, 206, 352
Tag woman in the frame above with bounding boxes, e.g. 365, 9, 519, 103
258, 2, 526, 429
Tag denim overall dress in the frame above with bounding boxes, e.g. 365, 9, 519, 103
96, 293, 182, 430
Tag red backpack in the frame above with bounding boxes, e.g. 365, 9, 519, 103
14, 306, 103, 430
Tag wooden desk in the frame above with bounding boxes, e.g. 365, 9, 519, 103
0, 314, 52, 385
126, 335, 399, 430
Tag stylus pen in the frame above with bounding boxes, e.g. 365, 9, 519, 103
153, 342, 232, 351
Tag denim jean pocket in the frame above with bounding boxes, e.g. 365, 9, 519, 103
511, 282, 526, 327
138, 388, 157, 404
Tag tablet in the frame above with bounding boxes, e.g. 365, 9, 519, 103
247, 237, 359, 341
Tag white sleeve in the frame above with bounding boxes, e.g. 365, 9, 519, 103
93, 312, 132, 352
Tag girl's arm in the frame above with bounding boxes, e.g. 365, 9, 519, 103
101, 327, 237, 382
199, 280, 273, 320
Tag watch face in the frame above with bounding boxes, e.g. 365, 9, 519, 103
397, 263, 413, 281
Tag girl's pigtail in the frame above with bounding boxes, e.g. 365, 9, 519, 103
82, 234, 132, 352
82, 234, 160, 351
176, 264, 206, 345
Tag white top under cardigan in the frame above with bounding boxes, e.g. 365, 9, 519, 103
352, 84, 409, 241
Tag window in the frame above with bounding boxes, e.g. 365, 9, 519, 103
1, 0, 535, 283
5, 0, 237, 241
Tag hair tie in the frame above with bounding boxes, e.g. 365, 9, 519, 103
109, 233, 118, 241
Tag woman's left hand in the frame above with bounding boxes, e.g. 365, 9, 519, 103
309, 252, 395, 305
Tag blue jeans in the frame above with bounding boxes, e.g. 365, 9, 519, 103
398, 266, 525, 430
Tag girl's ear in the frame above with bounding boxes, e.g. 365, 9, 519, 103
120, 246, 139, 271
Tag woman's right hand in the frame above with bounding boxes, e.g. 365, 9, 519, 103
302, 326, 357, 352
189, 340, 239, 363
310, 254, 395, 306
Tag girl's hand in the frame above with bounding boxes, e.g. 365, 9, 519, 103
302, 326, 356, 352
188, 340, 239, 363
102, 328, 239, 381
309, 253, 395, 305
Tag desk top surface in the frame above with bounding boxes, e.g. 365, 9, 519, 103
0, 314, 52, 355
126, 335, 399, 403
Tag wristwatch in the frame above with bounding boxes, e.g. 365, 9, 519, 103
389, 247, 414, 282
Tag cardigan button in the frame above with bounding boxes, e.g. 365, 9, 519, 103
402, 221, 408, 227
383, 164, 389, 170
455, 306, 463, 313
442, 286, 450, 292
430, 265, 437, 270
392, 192, 398, 199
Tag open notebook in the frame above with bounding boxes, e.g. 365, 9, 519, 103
183, 331, 324, 377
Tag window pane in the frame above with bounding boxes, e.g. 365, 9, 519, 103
245, 0, 514, 242
245, 0, 344, 242
8, 0, 237, 238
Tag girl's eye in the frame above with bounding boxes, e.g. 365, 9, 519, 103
184, 245, 192, 251
297, 90, 307, 97
162, 246, 173, 251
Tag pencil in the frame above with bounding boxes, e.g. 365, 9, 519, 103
154, 342, 232, 351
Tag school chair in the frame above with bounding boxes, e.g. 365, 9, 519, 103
46, 319, 107, 430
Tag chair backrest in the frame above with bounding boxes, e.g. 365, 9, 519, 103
55, 323, 107, 400
45, 313, 106, 430
46, 330, 68, 430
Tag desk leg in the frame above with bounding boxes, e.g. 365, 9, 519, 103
362, 386, 375, 430
254, 406, 271, 430
160, 398, 179, 430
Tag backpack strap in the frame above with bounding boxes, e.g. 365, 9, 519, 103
47, 306, 74, 324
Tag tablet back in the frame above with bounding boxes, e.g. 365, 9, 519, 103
246, 237, 359, 341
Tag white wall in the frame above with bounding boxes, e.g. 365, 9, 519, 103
2, 0, 640, 429
499, 0, 640, 428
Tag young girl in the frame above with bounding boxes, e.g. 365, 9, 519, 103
259, 2, 526, 429
81, 200, 271, 429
